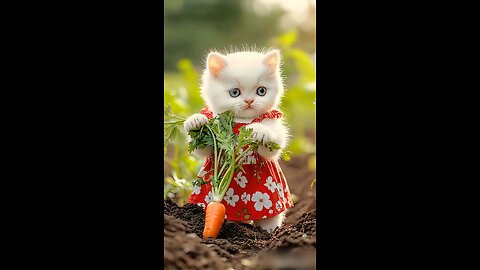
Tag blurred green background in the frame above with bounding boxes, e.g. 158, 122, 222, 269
164, 0, 316, 205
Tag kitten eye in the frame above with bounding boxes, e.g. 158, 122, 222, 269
229, 88, 241, 98
256, 86, 267, 96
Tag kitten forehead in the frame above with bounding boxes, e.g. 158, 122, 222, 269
226, 68, 266, 90
224, 51, 265, 59
224, 52, 266, 69
222, 52, 269, 88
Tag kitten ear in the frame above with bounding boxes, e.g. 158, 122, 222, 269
207, 52, 227, 79
263, 50, 281, 74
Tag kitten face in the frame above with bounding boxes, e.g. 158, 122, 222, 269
200, 50, 284, 119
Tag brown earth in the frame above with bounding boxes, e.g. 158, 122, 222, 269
164, 153, 317, 270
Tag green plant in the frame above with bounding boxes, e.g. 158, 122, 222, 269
163, 59, 205, 204
163, 105, 201, 204
271, 31, 316, 156
187, 111, 290, 202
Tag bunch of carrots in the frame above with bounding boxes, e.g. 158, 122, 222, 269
164, 105, 289, 239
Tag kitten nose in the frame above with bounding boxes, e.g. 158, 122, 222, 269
244, 99, 254, 105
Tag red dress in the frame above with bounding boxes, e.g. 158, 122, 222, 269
187, 107, 294, 221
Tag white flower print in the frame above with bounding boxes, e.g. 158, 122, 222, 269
234, 172, 248, 188
252, 191, 272, 211
262, 216, 267, 219
276, 201, 282, 212
246, 151, 256, 164
205, 191, 213, 204
268, 209, 273, 214
223, 188, 239, 207
197, 203, 205, 209
264, 176, 277, 193
238, 148, 257, 164
241, 192, 251, 204
192, 185, 201, 195
276, 182, 284, 198
238, 148, 246, 161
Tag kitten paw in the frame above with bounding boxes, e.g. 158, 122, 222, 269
184, 114, 209, 132
253, 212, 285, 233
245, 123, 275, 144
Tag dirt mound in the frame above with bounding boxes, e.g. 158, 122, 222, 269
164, 213, 231, 270
164, 199, 317, 270
164, 153, 317, 269
263, 209, 316, 252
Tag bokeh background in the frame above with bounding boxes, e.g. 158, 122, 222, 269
164, 0, 316, 205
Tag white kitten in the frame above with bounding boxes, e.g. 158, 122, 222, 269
184, 49, 290, 232
185, 49, 289, 160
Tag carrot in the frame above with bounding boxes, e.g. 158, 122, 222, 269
203, 201, 226, 239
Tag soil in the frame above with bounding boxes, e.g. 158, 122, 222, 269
164, 153, 317, 270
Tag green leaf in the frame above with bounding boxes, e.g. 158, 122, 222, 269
281, 150, 292, 161
308, 155, 316, 170
176, 59, 203, 112
265, 142, 281, 152
286, 48, 315, 83
164, 123, 180, 155
276, 31, 298, 48
192, 177, 208, 187
163, 104, 186, 156
291, 194, 298, 204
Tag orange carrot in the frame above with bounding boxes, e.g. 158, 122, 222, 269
203, 201, 226, 239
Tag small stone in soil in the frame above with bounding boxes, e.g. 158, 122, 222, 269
241, 259, 253, 266
186, 233, 198, 238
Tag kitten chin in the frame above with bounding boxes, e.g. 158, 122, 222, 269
222, 108, 269, 121
237, 106, 272, 119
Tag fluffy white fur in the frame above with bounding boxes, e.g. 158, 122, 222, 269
184, 49, 290, 232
